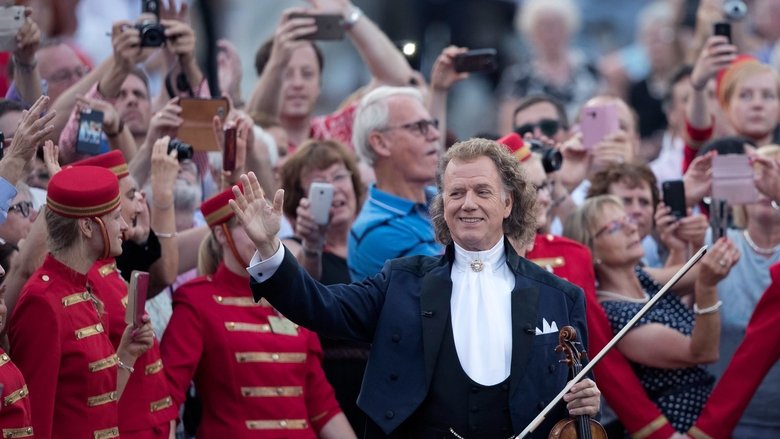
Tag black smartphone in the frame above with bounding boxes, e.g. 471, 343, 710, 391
76, 109, 104, 156
453, 48, 498, 74
223, 127, 237, 172
662, 180, 687, 220
714, 22, 731, 43
289, 13, 345, 41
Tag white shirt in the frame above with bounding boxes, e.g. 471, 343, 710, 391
451, 239, 515, 385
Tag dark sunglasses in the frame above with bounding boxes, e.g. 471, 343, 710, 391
514, 119, 561, 138
9, 201, 33, 218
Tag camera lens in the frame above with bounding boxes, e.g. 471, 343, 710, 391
168, 138, 194, 162
723, 0, 747, 21
542, 149, 562, 174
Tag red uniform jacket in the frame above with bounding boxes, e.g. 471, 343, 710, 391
160, 263, 342, 438
0, 348, 34, 438
527, 234, 676, 439
88, 258, 177, 438
689, 262, 780, 439
9, 255, 119, 439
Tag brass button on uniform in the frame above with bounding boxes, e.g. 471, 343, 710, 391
279, 420, 288, 427
271, 354, 279, 361
41, 275, 49, 282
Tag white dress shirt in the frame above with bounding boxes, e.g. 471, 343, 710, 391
451, 239, 515, 386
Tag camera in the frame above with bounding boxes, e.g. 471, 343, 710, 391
723, 0, 747, 21
168, 138, 193, 162
135, 21, 166, 47
527, 139, 562, 174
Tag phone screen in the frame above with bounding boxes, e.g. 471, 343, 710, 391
662, 180, 687, 219
76, 109, 105, 156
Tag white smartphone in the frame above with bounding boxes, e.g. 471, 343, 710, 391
0, 6, 23, 53
308, 182, 334, 226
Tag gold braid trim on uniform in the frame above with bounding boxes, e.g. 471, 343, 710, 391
88, 354, 118, 372
241, 386, 303, 397
309, 410, 330, 422
150, 396, 173, 412
87, 391, 117, 407
3, 386, 29, 406
145, 359, 164, 375
632, 415, 670, 439
98, 262, 117, 277
225, 322, 271, 332
235, 352, 306, 363
0, 353, 10, 367
687, 426, 715, 439
245, 419, 308, 430
2, 427, 33, 438
75, 323, 105, 340
62, 292, 91, 307
93, 427, 119, 439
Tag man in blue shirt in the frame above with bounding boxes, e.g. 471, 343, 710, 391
348, 86, 443, 281
0, 95, 55, 225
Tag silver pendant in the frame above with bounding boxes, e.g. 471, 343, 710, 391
470, 259, 484, 272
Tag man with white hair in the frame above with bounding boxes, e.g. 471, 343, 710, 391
348, 86, 443, 281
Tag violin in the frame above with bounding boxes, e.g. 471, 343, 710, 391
548, 326, 607, 439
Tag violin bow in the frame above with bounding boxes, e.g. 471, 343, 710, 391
514, 245, 708, 438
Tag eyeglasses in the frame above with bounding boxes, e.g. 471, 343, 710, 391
594, 216, 636, 238
309, 170, 352, 185
534, 180, 555, 194
47, 65, 90, 85
515, 119, 561, 138
378, 118, 439, 137
9, 201, 33, 218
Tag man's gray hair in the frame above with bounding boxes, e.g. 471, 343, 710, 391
352, 86, 424, 167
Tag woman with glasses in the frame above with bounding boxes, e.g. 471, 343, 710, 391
564, 195, 739, 434
278, 139, 368, 435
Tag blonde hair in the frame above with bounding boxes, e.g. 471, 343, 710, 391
719, 60, 780, 110
563, 195, 624, 254
733, 144, 780, 228
197, 232, 222, 276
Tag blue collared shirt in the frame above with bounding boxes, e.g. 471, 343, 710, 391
348, 184, 442, 281
0, 176, 18, 224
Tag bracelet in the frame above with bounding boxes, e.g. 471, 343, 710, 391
155, 231, 178, 239
12, 55, 37, 71
105, 119, 124, 138
117, 358, 134, 373
152, 198, 174, 210
690, 77, 707, 92
693, 300, 723, 315
302, 244, 323, 258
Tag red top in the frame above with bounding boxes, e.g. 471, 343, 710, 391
689, 262, 780, 439
289, 101, 358, 153
0, 347, 34, 438
682, 118, 715, 173
9, 254, 119, 439
160, 263, 342, 438
88, 258, 177, 436
527, 234, 676, 439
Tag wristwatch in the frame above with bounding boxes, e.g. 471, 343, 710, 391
343, 5, 363, 30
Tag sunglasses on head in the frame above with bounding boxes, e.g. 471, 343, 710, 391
514, 119, 561, 138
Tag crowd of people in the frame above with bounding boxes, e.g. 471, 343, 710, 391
0, 0, 779, 438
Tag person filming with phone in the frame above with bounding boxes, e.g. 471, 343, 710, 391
234, 138, 600, 438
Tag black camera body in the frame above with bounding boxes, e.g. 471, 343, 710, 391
168, 138, 193, 162
135, 21, 166, 47
527, 139, 562, 174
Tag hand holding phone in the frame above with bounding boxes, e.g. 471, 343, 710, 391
177, 97, 229, 151
289, 13, 345, 41
126, 271, 150, 328
0, 6, 24, 52
662, 180, 687, 219
713, 22, 732, 43
580, 103, 619, 150
76, 109, 105, 156
308, 182, 334, 226
453, 48, 498, 74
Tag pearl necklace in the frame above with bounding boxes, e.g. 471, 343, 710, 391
742, 230, 780, 256
596, 289, 650, 303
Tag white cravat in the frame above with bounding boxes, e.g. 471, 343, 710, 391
450, 239, 515, 385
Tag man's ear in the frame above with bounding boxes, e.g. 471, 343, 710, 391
368, 131, 392, 159
504, 191, 513, 218
78, 218, 93, 238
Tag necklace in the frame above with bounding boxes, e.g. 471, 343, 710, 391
742, 230, 780, 256
596, 289, 650, 303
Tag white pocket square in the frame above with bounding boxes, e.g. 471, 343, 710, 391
535, 318, 559, 335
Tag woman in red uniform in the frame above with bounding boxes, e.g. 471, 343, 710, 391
161, 186, 355, 438
8, 166, 154, 439
74, 144, 179, 438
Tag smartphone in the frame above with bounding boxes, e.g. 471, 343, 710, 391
289, 13, 345, 41
453, 48, 498, 74
710, 198, 728, 242
662, 180, 687, 219
712, 154, 760, 204
125, 271, 150, 328
714, 21, 731, 43
308, 182, 334, 226
223, 126, 237, 172
0, 6, 24, 53
580, 103, 619, 150
76, 109, 104, 156
177, 97, 229, 152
